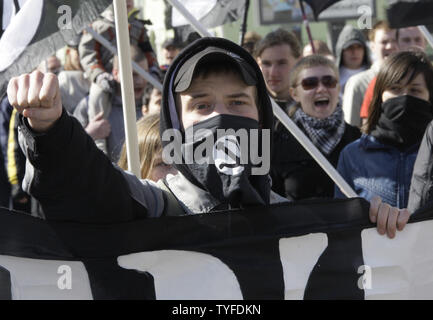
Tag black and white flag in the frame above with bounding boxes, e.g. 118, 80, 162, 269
0, 0, 28, 39
0, 198, 433, 300
171, 0, 245, 29
170, 0, 245, 42
0, 0, 112, 94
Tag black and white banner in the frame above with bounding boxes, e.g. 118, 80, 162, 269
0, 198, 433, 300
0, 0, 112, 94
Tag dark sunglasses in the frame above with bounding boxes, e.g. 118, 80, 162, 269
298, 75, 338, 90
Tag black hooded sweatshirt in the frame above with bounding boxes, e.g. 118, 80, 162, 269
17, 37, 284, 223
159, 37, 278, 209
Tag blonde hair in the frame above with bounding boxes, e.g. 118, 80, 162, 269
118, 113, 161, 179
289, 54, 339, 89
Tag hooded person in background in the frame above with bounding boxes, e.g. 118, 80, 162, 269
335, 25, 371, 98
8, 38, 407, 237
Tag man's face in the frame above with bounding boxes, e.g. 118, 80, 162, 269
342, 43, 365, 69
256, 44, 298, 100
132, 59, 148, 100
143, 88, 162, 115
398, 27, 426, 51
163, 46, 181, 65
371, 29, 398, 63
290, 66, 340, 119
113, 58, 148, 101
178, 72, 259, 130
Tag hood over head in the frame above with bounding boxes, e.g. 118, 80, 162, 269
160, 37, 273, 133
335, 25, 371, 68
160, 37, 274, 204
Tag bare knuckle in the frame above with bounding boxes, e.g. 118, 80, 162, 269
18, 74, 30, 84
44, 73, 59, 85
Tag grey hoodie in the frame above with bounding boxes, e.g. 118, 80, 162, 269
335, 25, 371, 69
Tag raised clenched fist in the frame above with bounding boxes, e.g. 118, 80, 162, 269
7, 70, 63, 132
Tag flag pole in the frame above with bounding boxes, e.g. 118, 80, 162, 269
299, 0, 315, 53
418, 26, 433, 50
239, 0, 250, 46
85, 26, 162, 91
166, 0, 357, 198
112, 0, 141, 178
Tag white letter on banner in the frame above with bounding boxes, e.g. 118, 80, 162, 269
279, 233, 328, 300
117, 250, 243, 300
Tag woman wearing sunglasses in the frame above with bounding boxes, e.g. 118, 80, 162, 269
336, 51, 433, 209
271, 55, 361, 200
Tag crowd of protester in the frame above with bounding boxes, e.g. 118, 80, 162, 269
2, 1, 433, 240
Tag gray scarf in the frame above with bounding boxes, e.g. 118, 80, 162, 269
293, 105, 346, 155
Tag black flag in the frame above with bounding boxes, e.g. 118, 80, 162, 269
0, 0, 112, 94
387, 0, 433, 28
301, 0, 342, 20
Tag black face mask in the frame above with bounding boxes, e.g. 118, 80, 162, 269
371, 95, 433, 150
180, 114, 271, 208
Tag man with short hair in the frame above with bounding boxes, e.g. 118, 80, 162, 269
254, 28, 301, 110
343, 21, 397, 127
7, 38, 405, 236
397, 26, 426, 51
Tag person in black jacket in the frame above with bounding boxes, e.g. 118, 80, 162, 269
271, 55, 361, 201
7, 38, 408, 238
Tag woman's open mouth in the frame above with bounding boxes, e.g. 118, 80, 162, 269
314, 98, 330, 108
